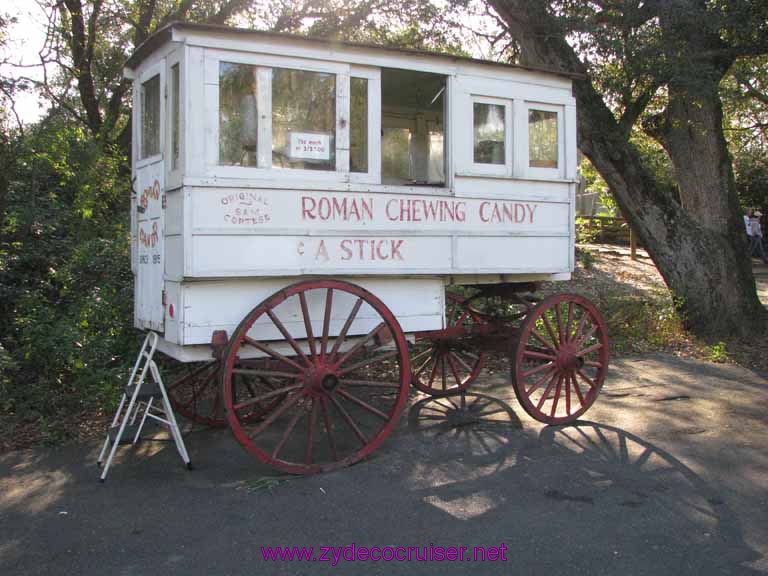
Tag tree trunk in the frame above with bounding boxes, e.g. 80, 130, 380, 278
490, 0, 766, 336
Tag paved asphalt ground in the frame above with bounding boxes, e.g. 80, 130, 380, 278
1, 353, 767, 575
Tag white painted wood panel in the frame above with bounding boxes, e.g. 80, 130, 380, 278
178, 277, 444, 345
455, 236, 570, 272
190, 188, 569, 235
190, 235, 453, 276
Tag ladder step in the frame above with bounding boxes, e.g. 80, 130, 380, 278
125, 380, 163, 401
109, 424, 142, 445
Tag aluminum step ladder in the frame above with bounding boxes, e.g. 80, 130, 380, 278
97, 332, 191, 482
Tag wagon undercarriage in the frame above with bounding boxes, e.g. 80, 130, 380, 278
163, 279, 609, 475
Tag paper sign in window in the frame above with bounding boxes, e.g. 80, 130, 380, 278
289, 132, 331, 161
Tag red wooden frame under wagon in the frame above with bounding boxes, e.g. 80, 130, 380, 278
124, 22, 609, 474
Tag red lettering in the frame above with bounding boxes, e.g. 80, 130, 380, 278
527, 203, 538, 223
318, 198, 331, 220
514, 203, 526, 223
386, 199, 398, 221
479, 201, 490, 222
375, 240, 389, 260
456, 202, 466, 222
391, 240, 404, 261
340, 239, 352, 260
503, 203, 515, 223
354, 239, 366, 259
315, 240, 329, 262
362, 198, 374, 221
301, 196, 316, 220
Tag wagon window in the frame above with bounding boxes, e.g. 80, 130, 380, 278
140, 74, 160, 159
350, 77, 368, 173
219, 62, 259, 167
272, 68, 336, 171
528, 109, 558, 169
381, 68, 446, 186
171, 63, 180, 170
473, 103, 505, 165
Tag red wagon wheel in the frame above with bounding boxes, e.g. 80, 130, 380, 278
511, 293, 609, 425
411, 293, 487, 396
221, 279, 411, 475
166, 359, 279, 427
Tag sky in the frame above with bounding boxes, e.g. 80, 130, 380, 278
1, 1, 501, 126
2, 0, 50, 124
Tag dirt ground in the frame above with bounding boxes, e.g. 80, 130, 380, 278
1, 353, 767, 575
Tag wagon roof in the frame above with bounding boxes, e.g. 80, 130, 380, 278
125, 21, 580, 79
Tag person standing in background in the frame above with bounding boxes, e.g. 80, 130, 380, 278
749, 210, 768, 264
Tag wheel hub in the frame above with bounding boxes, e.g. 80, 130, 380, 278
321, 373, 339, 391
556, 342, 585, 372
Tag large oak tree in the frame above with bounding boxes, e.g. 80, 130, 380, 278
488, 0, 767, 336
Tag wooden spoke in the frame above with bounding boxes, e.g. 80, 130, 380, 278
549, 376, 564, 417
554, 302, 565, 344
329, 297, 364, 360
335, 322, 386, 368
526, 366, 557, 395
336, 387, 390, 420
524, 349, 557, 361
271, 402, 306, 459
248, 392, 304, 439
266, 308, 310, 367
530, 329, 558, 353
243, 336, 305, 373
233, 384, 303, 412
232, 368, 303, 379
570, 373, 585, 407
338, 350, 399, 376
320, 395, 338, 461
522, 361, 555, 379
305, 398, 318, 465
536, 373, 560, 411
321, 288, 333, 358
339, 379, 402, 388
565, 301, 574, 342
298, 291, 318, 358
328, 394, 368, 445
578, 341, 603, 357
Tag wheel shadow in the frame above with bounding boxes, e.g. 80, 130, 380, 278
406, 392, 523, 468
404, 418, 763, 574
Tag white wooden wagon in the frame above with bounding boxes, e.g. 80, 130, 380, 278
119, 22, 609, 474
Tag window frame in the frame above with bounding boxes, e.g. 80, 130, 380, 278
348, 66, 381, 185
136, 61, 165, 169
470, 95, 512, 177
166, 51, 184, 189
205, 50, 383, 183
523, 101, 564, 180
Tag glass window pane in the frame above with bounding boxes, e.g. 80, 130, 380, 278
382, 128, 411, 182
350, 77, 368, 173
141, 74, 160, 159
272, 68, 336, 171
219, 62, 259, 167
529, 109, 558, 168
171, 64, 180, 170
473, 103, 505, 164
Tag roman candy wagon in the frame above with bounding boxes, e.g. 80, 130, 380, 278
99, 22, 609, 477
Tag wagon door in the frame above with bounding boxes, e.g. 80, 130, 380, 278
134, 62, 165, 331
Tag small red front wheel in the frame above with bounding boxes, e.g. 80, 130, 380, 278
411, 293, 487, 396
511, 293, 609, 424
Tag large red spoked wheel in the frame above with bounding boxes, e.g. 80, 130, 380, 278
411, 293, 487, 396
166, 359, 279, 427
222, 280, 411, 474
511, 293, 609, 424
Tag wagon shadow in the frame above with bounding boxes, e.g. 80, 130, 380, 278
404, 420, 762, 574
